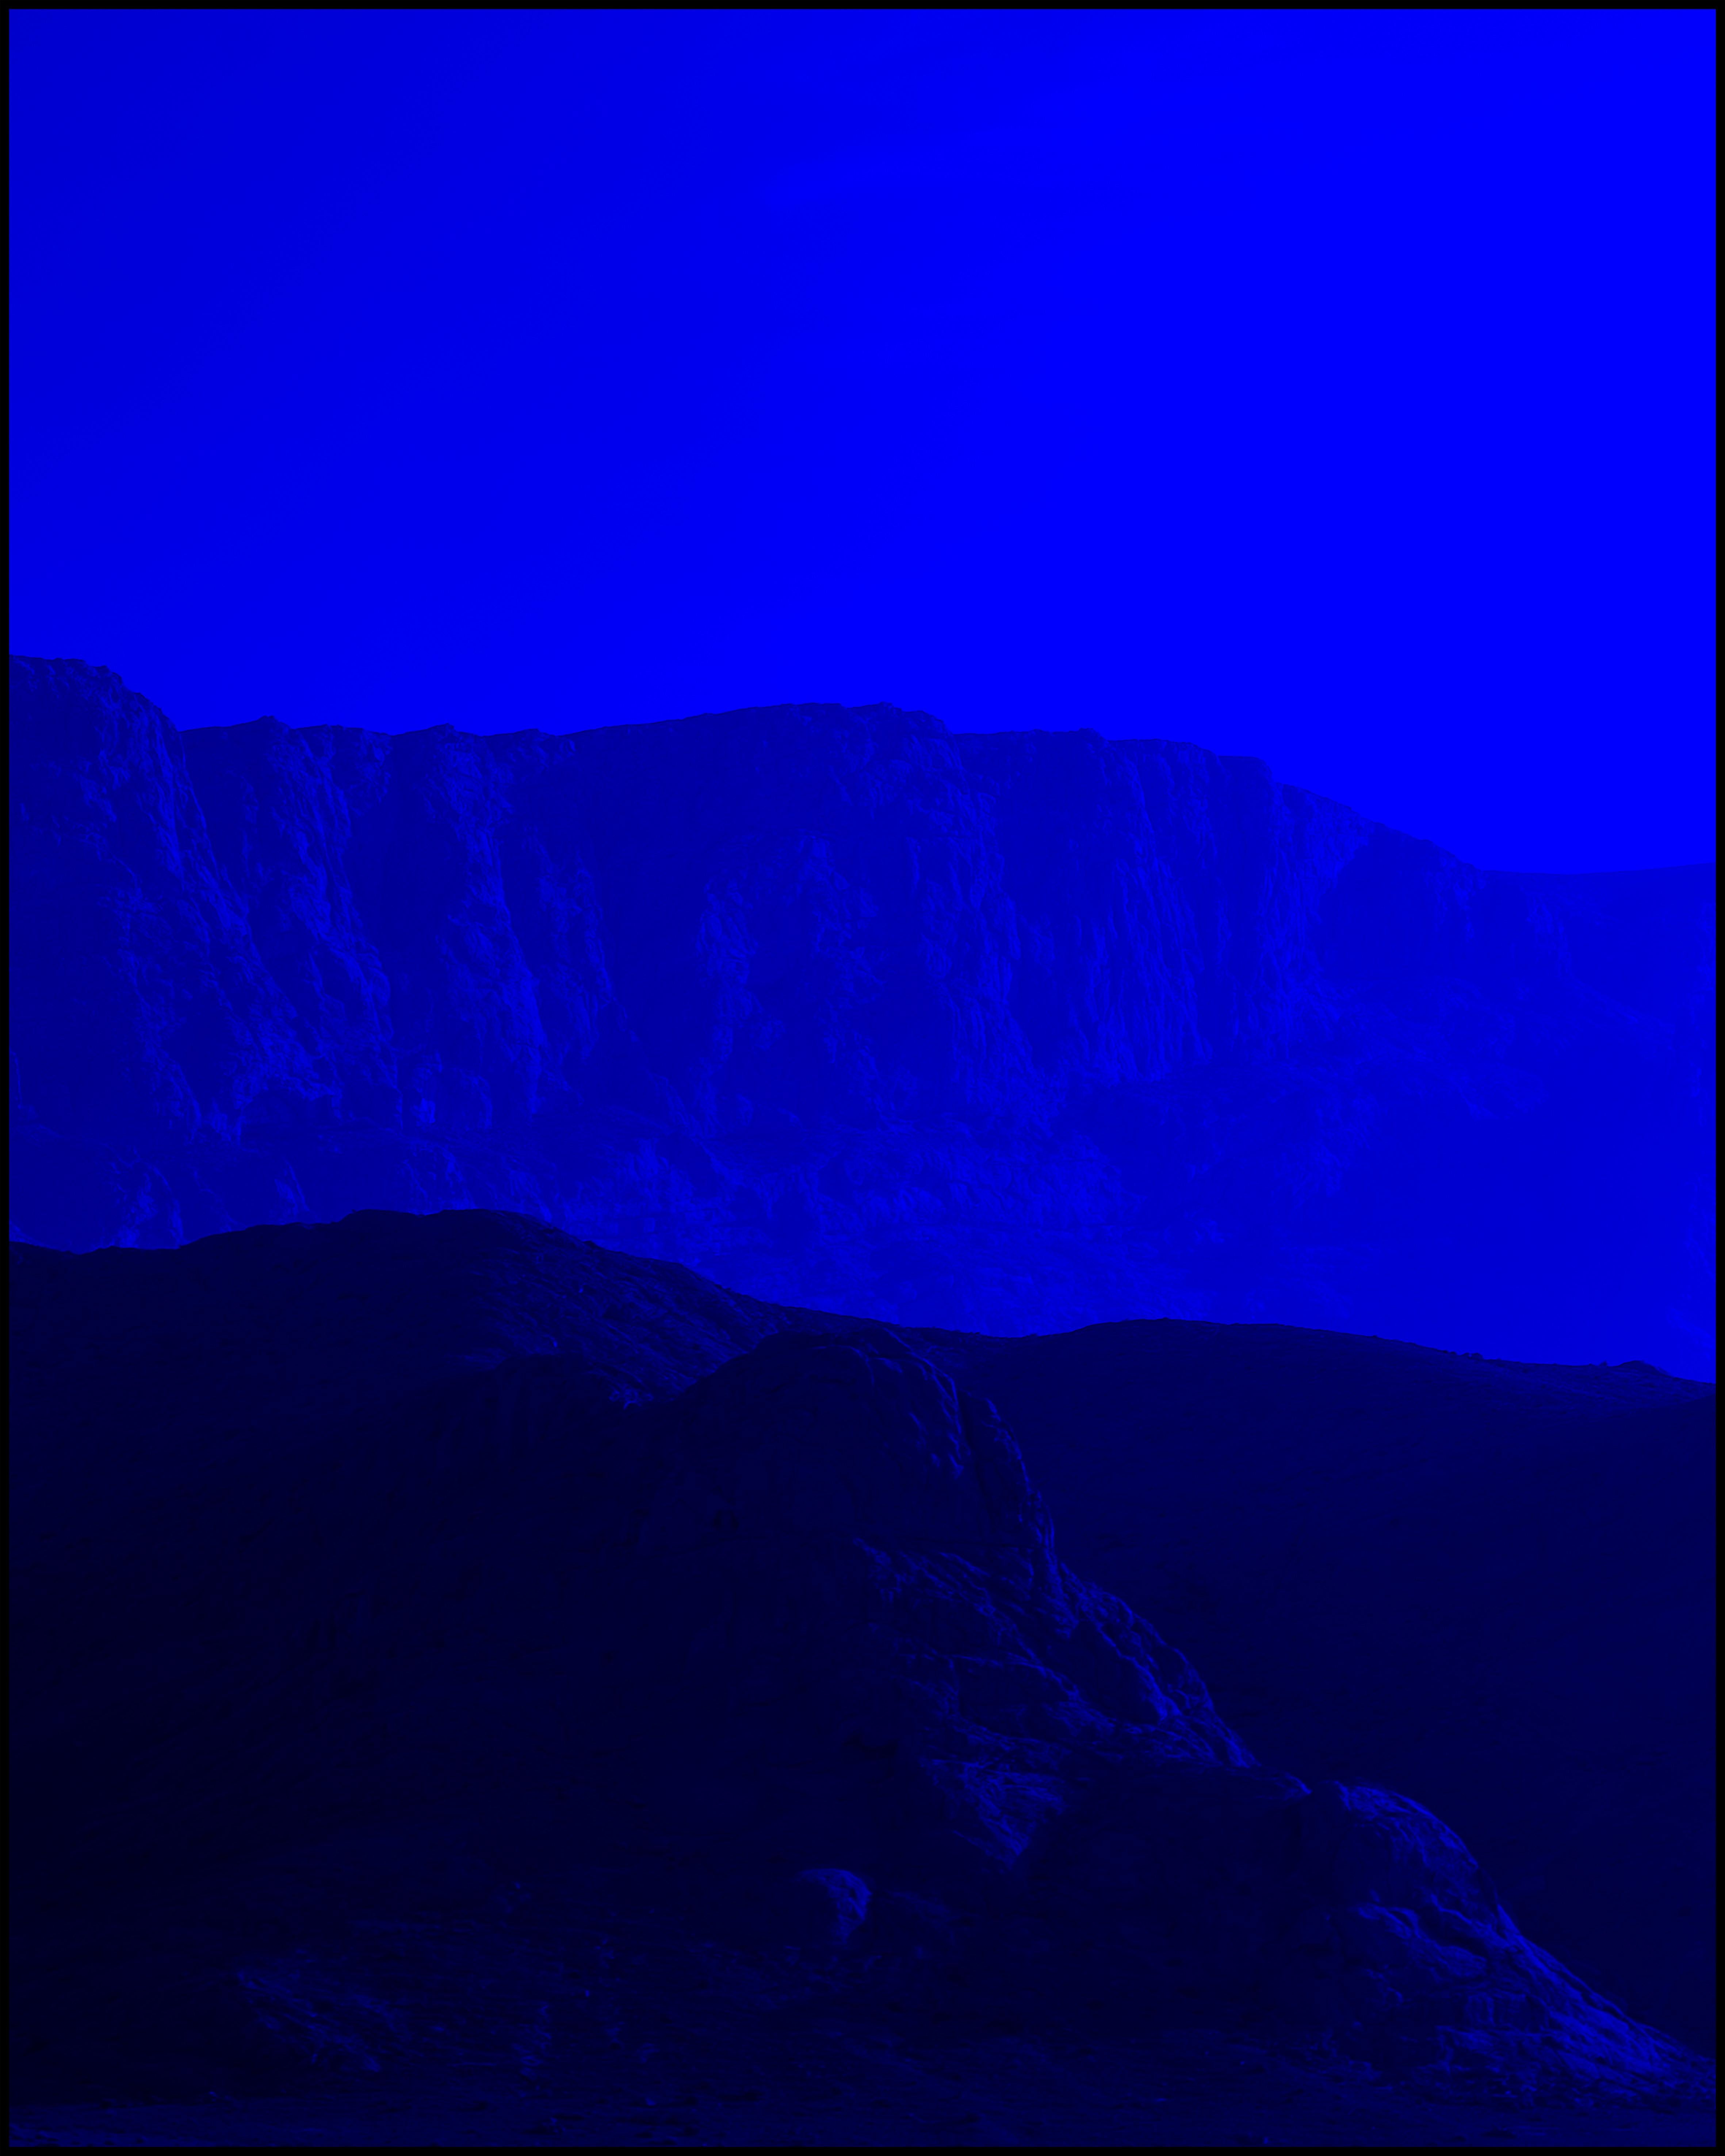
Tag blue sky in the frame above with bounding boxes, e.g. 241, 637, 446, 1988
9, 9, 1715, 870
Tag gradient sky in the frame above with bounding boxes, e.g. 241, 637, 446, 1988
9, 9, 1715, 872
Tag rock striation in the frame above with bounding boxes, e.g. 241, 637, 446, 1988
9, 1211, 1713, 2096
7, 655, 1715, 1373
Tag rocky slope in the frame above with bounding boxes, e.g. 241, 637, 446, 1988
7, 656, 1714, 1373
10, 1211, 1713, 2106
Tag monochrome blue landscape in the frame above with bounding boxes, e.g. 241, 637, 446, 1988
8, 11, 1714, 2148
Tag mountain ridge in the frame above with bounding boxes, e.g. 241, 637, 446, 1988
10, 1209, 1715, 2108
9, 1207, 1714, 2058
9, 656, 1713, 1373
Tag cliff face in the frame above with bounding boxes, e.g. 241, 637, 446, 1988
8, 656, 1714, 1371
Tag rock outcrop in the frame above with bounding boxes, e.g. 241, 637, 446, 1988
8, 656, 1714, 1373
10, 1212, 1713, 2095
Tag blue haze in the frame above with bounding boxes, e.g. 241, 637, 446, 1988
7, 14, 1718, 2132
8, 11, 1715, 872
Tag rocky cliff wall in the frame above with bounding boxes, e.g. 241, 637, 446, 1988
9, 656, 1714, 1370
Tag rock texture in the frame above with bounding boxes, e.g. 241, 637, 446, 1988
10, 1211, 1713, 2099
930, 1322, 1718, 2055
7, 656, 1715, 1374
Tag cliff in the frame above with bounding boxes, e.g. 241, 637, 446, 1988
8, 655, 1715, 1372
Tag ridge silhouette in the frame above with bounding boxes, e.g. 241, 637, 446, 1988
10, 1210, 1714, 2092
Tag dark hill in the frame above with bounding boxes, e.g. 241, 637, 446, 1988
10, 1210, 1713, 2113
8, 656, 1714, 1375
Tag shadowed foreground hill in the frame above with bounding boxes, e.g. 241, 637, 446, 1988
8, 655, 1714, 1375
10, 1210, 1714, 2126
